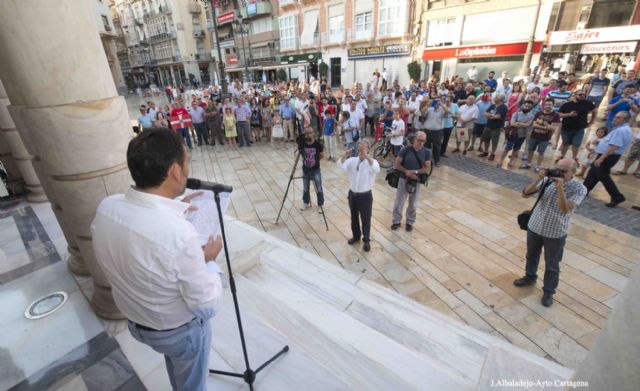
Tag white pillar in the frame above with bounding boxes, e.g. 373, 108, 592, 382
0, 0, 134, 319
570, 265, 640, 390
0, 81, 47, 202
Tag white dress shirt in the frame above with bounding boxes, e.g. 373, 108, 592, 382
340, 157, 380, 193
91, 187, 224, 330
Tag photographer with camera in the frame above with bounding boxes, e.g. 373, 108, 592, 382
91, 129, 224, 390
513, 158, 587, 307
339, 140, 380, 252
299, 126, 325, 211
418, 97, 449, 167
391, 131, 432, 232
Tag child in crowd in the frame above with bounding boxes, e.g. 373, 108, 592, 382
322, 109, 336, 161
271, 111, 285, 148
223, 107, 237, 148
576, 127, 607, 177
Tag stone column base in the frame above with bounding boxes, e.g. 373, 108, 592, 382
67, 246, 90, 276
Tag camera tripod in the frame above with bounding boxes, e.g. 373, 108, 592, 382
275, 148, 329, 231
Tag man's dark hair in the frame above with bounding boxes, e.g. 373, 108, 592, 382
127, 128, 185, 189
557, 80, 568, 87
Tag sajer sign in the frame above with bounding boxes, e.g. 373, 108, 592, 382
547, 25, 640, 45
348, 44, 412, 59
422, 42, 542, 60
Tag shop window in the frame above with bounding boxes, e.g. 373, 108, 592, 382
587, 0, 635, 28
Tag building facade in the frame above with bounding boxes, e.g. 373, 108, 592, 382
110, 0, 215, 89
278, 0, 416, 88
97, 0, 127, 94
207, 0, 281, 84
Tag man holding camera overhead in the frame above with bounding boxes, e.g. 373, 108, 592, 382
513, 158, 587, 307
391, 131, 432, 233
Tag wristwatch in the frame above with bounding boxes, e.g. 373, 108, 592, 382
414, 170, 419, 175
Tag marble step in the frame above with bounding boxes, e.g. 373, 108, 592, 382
209, 288, 351, 391
240, 264, 472, 390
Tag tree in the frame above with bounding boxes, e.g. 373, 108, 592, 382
319, 62, 328, 78
277, 69, 287, 82
407, 61, 421, 82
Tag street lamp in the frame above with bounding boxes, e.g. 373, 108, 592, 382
233, 18, 252, 83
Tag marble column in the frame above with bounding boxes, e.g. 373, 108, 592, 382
0, 0, 133, 319
0, 81, 47, 202
570, 266, 640, 390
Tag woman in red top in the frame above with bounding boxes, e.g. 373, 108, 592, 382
170, 102, 193, 149
506, 82, 525, 122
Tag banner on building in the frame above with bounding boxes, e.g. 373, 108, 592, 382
348, 44, 412, 59
580, 41, 637, 54
422, 42, 542, 60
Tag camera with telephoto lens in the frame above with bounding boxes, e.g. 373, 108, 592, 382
296, 133, 308, 150
545, 168, 563, 178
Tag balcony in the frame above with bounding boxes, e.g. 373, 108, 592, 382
188, 2, 201, 14
149, 30, 177, 43
144, 59, 158, 66
240, 1, 272, 19
173, 55, 182, 62
193, 29, 205, 38
347, 28, 374, 42
321, 31, 345, 46
159, 4, 172, 14
134, 17, 143, 26
299, 32, 319, 49
195, 53, 212, 61
280, 36, 300, 52
279, 0, 297, 7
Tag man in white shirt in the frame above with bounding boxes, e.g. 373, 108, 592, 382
92, 129, 224, 391
526, 75, 544, 92
467, 66, 478, 82
339, 140, 380, 252
390, 110, 406, 155
453, 95, 479, 154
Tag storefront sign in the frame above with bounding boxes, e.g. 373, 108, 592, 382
280, 52, 320, 64
219, 39, 235, 48
348, 44, 412, 59
422, 42, 542, 60
217, 11, 235, 24
581, 41, 637, 54
226, 54, 238, 65
548, 25, 640, 45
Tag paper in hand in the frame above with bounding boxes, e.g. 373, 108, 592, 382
185, 190, 231, 245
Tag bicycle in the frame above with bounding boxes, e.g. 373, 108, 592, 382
372, 126, 413, 168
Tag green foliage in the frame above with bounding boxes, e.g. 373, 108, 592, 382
319, 62, 329, 78
407, 61, 421, 82
277, 69, 287, 81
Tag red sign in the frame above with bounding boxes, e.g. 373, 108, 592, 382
217, 11, 235, 24
422, 42, 543, 61
169, 114, 192, 130
226, 54, 238, 65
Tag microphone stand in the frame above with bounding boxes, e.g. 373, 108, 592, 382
209, 188, 289, 389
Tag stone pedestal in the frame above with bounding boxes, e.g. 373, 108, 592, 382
571, 266, 640, 390
0, 81, 46, 202
0, 0, 133, 319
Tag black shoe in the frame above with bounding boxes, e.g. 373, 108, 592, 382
440, 154, 448, 158
605, 197, 625, 208
363, 242, 370, 252
405, 224, 413, 232
347, 237, 360, 245
391, 223, 401, 230
513, 276, 536, 287
541, 292, 554, 307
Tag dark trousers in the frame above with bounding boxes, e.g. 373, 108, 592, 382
193, 122, 208, 145
441, 127, 453, 155
427, 129, 443, 164
583, 154, 624, 202
525, 229, 566, 294
237, 121, 251, 146
364, 116, 377, 137
302, 169, 324, 206
348, 190, 373, 242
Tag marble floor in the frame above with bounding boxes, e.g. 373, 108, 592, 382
0, 97, 637, 389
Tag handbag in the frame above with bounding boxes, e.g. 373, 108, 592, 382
517, 180, 550, 230
385, 167, 400, 188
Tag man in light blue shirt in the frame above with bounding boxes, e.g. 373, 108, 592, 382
584, 111, 633, 208
280, 98, 296, 141
137, 105, 153, 130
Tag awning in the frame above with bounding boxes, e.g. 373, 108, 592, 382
300, 10, 319, 46
250, 41, 270, 49
261, 63, 307, 71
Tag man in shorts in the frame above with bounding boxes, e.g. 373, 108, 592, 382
557, 90, 596, 161
479, 94, 508, 161
523, 99, 560, 171
452, 94, 478, 155
498, 100, 535, 168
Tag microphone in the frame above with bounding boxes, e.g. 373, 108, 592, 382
186, 178, 233, 194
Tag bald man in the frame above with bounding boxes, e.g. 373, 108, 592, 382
514, 158, 587, 307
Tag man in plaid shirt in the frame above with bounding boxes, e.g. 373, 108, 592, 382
513, 158, 587, 307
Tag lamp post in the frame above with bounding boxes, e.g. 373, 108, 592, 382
234, 18, 252, 83
203, 0, 228, 94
